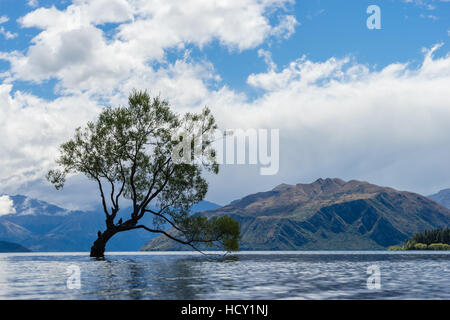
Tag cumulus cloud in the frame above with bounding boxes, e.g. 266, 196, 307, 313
201, 44, 450, 202
0, 84, 102, 192
1, 1, 450, 209
247, 54, 352, 91
3, 0, 292, 208
2, 44, 450, 207
0, 0, 295, 96
0, 196, 16, 216
0, 54, 224, 208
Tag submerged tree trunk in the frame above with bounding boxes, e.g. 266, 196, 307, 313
90, 229, 117, 258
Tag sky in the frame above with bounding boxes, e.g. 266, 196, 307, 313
0, 0, 449, 210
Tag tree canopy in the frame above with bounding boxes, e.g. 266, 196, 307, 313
410, 227, 450, 245
47, 90, 240, 257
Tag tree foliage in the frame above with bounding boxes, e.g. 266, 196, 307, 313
389, 228, 450, 251
410, 227, 450, 245
47, 90, 240, 256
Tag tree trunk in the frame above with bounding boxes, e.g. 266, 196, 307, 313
90, 229, 116, 258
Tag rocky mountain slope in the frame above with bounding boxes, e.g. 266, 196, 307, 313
143, 178, 450, 250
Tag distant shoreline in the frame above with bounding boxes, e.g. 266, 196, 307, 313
389, 243, 450, 251
0, 240, 31, 253
2, 250, 450, 256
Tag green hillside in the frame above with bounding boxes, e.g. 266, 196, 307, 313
143, 178, 450, 251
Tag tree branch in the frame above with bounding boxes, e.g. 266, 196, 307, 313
138, 157, 172, 217
144, 208, 184, 233
133, 225, 208, 255
94, 175, 110, 218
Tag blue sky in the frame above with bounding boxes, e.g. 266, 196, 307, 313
205, 0, 450, 97
0, 0, 449, 209
1, 1, 449, 99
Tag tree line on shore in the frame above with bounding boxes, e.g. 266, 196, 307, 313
389, 228, 450, 250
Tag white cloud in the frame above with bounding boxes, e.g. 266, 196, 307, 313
0, 55, 220, 208
0, 16, 9, 24
3, 44, 450, 208
1, 1, 450, 208
0, 0, 295, 96
270, 15, 298, 39
0, 196, 16, 216
27, 0, 39, 8
247, 54, 353, 91
0, 84, 102, 192
0, 27, 18, 40
116, 0, 293, 50
257, 49, 277, 72
200, 45, 450, 202
0, 16, 16, 39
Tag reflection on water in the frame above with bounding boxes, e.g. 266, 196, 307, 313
0, 251, 448, 299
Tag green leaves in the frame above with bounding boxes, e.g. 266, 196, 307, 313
46, 169, 66, 190
212, 215, 241, 251
47, 89, 240, 252
178, 215, 241, 252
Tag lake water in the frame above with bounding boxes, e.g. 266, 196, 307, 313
0, 251, 448, 299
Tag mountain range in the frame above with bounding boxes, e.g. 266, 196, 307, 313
143, 178, 450, 251
0, 195, 220, 252
1, 178, 450, 252
428, 189, 450, 210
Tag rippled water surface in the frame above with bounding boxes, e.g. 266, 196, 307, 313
0, 251, 448, 299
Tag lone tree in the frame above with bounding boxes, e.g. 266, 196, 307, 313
47, 90, 240, 257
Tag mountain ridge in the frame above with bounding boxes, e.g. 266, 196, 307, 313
428, 188, 450, 209
143, 178, 450, 251
0, 194, 220, 251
